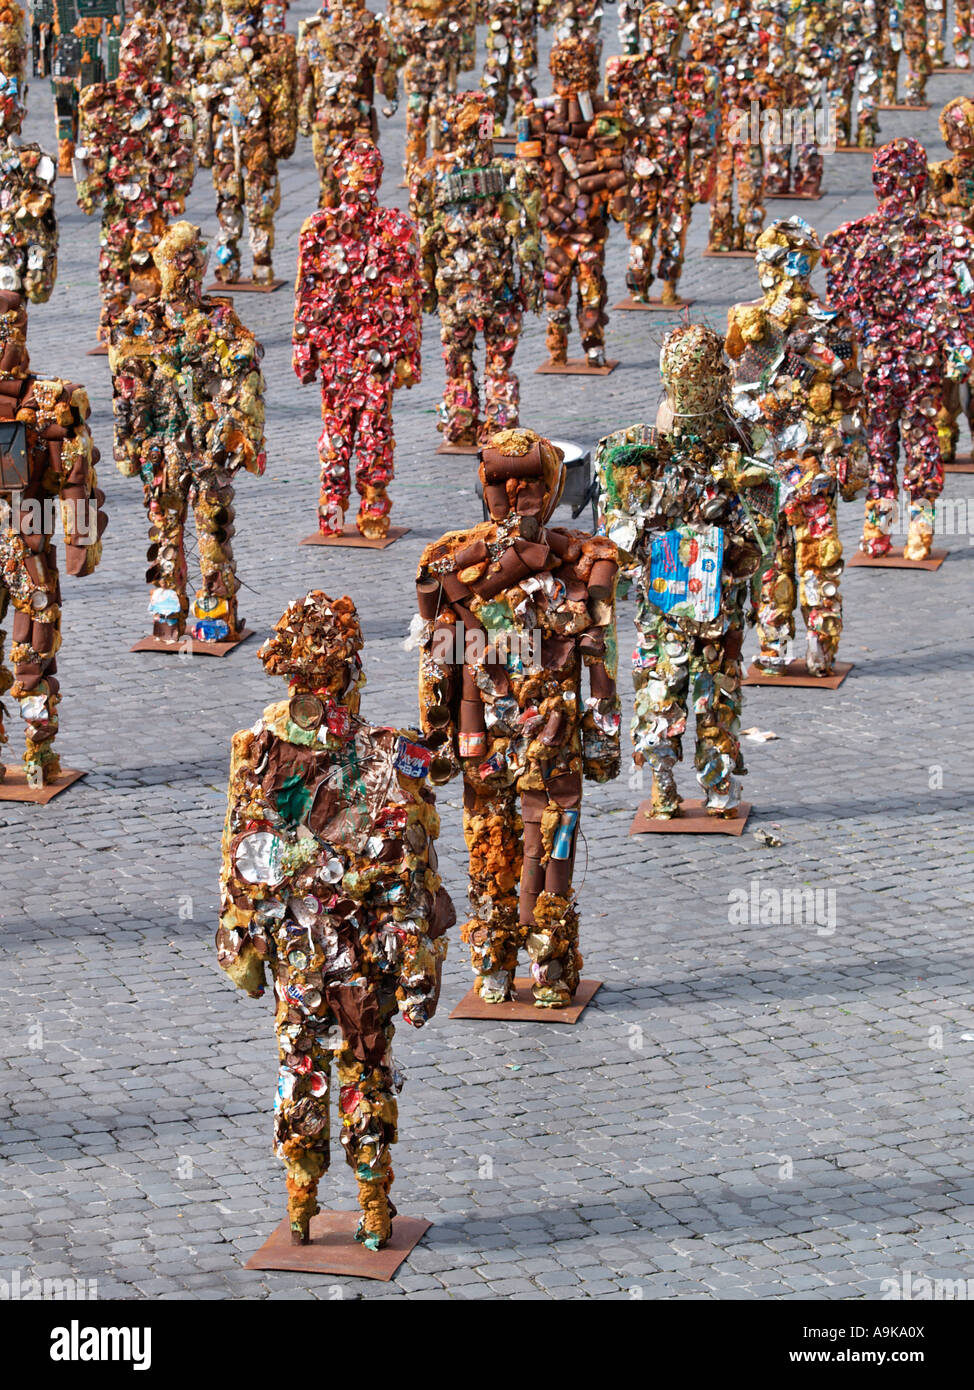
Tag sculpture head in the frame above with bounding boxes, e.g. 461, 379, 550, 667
0, 288, 28, 378
334, 137, 382, 205
637, 3, 682, 62
872, 137, 928, 211
153, 220, 207, 302
479, 427, 566, 527
660, 323, 729, 417
0, 1, 27, 136
259, 590, 365, 710
549, 37, 598, 97
754, 215, 820, 299
118, 12, 167, 83
436, 90, 494, 160
939, 96, 974, 155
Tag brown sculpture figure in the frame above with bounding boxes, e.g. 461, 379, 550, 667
0, 291, 107, 788
218, 590, 454, 1247
415, 427, 621, 1007
525, 37, 631, 367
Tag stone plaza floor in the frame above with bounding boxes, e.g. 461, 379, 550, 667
1, 5, 973, 1301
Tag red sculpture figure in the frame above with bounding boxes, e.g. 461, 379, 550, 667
409, 91, 542, 447
0, 291, 107, 787
293, 139, 422, 540
415, 427, 621, 1007
76, 12, 195, 341
823, 139, 974, 561
219, 590, 453, 1247
525, 37, 631, 367
605, 3, 718, 306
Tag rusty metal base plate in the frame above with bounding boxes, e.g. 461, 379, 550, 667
205, 279, 286, 294
450, 977, 602, 1023
612, 296, 695, 312
535, 358, 618, 375
130, 628, 254, 656
299, 526, 409, 549
703, 249, 755, 258
86, 344, 109, 356
846, 548, 946, 571
834, 145, 874, 153
0, 768, 86, 803
945, 455, 974, 473
766, 190, 825, 200
630, 798, 752, 835
436, 442, 480, 455
743, 660, 852, 689
245, 1210, 431, 1280
877, 103, 930, 111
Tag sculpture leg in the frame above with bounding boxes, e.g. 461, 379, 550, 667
737, 138, 765, 252
439, 311, 480, 446
877, 21, 900, 104
576, 231, 609, 365
693, 626, 744, 818
481, 305, 521, 439
544, 235, 575, 363
827, 70, 853, 147
462, 777, 522, 1002
311, 128, 340, 208
632, 613, 689, 818
936, 380, 960, 464
625, 199, 660, 303
145, 468, 190, 639
855, 48, 880, 145
353, 373, 396, 539
337, 1021, 399, 1251
97, 213, 135, 340
656, 183, 690, 305
246, 166, 280, 285
213, 153, 244, 283
763, 142, 792, 196
709, 135, 736, 250
954, 0, 973, 66
902, 0, 931, 103
511, 19, 538, 118
522, 775, 583, 1008
404, 89, 430, 177
274, 997, 331, 1244
752, 511, 797, 675
861, 370, 901, 558
9, 535, 62, 785
902, 371, 944, 561
794, 491, 844, 675
926, 0, 946, 62
192, 468, 241, 640
483, 23, 512, 130
317, 381, 353, 535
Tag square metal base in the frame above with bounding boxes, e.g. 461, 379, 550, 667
535, 358, 618, 375
450, 977, 602, 1023
743, 660, 852, 689
612, 296, 694, 312
436, 442, 480, 455
299, 525, 409, 549
703, 249, 755, 259
846, 548, 946, 571
86, 343, 109, 356
630, 798, 752, 835
130, 628, 254, 656
766, 190, 825, 200
0, 767, 85, 803
834, 145, 874, 153
205, 279, 286, 294
877, 103, 930, 111
245, 1210, 431, 1281
945, 455, 974, 473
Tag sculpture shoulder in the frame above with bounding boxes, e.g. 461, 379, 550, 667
419, 523, 494, 573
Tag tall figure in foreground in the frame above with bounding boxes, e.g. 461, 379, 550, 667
415, 428, 621, 1007
823, 138, 974, 560
293, 139, 422, 540
109, 222, 266, 643
725, 217, 867, 677
597, 325, 777, 819
218, 591, 453, 1247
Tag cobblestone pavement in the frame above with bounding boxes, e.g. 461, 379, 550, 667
1, 5, 973, 1302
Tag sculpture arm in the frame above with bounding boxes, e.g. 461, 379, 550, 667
216, 729, 270, 999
